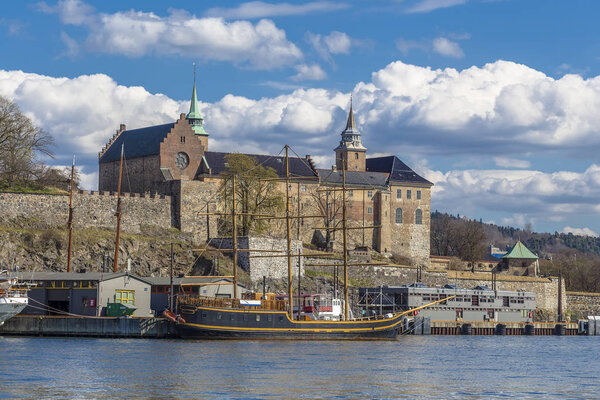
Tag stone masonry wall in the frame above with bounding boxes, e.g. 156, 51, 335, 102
0, 191, 172, 234
209, 237, 303, 282
566, 292, 600, 318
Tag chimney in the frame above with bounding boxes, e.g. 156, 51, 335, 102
120, 124, 126, 132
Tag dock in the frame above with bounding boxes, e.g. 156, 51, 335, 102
0, 315, 174, 338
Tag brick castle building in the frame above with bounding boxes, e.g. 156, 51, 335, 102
99, 82, 433, 265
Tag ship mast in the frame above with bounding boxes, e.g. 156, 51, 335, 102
285, 145, 294, 319
66, 155, 75, 273
113, 144, 124, 273
342, 161, 349, 320
232, 174, 238, 299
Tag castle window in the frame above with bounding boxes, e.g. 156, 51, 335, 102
355, 153, 359, 159
417, 190, 422, 200
415, 209, 423, 225
367, 207, 373, 214
407, 190, 412, 199
367, 190, 373, 198
301, 185, 307, 192
180, 136, 185, 144
396, 189, 401, 199
395, 208, 403, 224
348, 190, 353, 197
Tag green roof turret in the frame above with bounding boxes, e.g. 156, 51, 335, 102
186, 62, 208, 136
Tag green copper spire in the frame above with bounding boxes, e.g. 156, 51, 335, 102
186, 62, 208, 136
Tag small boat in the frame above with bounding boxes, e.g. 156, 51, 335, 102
0, 271, 28, 325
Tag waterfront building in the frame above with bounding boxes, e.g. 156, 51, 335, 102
15, 272, 246, 317
98, 81, 433, 265
357, 284, 536, 323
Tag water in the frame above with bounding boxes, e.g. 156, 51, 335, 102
0, 336, 598, 399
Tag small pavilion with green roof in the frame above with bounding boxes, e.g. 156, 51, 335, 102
501, 241, 539, 276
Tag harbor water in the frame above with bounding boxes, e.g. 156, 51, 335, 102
1, 336, 598, 399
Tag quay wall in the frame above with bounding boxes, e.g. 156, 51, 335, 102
0, 191, 172, 234
566, 292, 600, 318
0, 315, 173, 338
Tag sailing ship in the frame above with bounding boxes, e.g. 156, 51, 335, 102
0, 271, 28, 325
176, 145, 451, 339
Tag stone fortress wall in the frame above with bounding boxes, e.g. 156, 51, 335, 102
0, 191, 172, 234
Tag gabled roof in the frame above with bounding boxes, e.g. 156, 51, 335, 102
202, 151, 318, 179
317, 169, 388, 189
366, 155, 433, 186
503, 241, 538, 259
100, 123, 175, 163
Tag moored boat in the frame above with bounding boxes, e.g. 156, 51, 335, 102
0, 271, 28, 325
176, 294, 451, 339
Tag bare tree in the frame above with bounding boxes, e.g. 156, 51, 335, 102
309, 187, 344, 251
0, 96, 54, 187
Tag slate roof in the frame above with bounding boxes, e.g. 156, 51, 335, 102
366, 156, 433, 186
99, 123, 175, 163
202, 151, 318, 179
503, 241, 538, 260
317, 168, 388, 189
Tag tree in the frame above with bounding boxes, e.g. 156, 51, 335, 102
309, 187, 345, 251
0, 96, 54, 187
430, 212, 454, 256
453, 219, 487, 263
218, 154, 284, 236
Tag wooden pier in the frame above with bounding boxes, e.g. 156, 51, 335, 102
0, 315, 174, 338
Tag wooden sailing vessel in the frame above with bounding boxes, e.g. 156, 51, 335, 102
176, 145, 451, 339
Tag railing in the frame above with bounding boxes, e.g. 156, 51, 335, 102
178, 295, 287, 311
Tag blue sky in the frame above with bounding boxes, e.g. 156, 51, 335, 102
1, 0, 600, 237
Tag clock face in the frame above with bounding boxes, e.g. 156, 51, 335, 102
175, 152, 189, 169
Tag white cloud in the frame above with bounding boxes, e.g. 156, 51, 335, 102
5, 57, 600, 219
205, 1, 349, 19
406, 0, 468, 14
424, 165, 600, 227
432, 37, 464, 58
562, 226, 599, 237
396, 38, 428, 55
307, 31, 354, 64
39, 0, 302, 69
291, 64, 327, 81
493, 156, 531, 169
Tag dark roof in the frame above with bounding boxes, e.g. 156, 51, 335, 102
317, 169, 388, 189
100, 123, 176, 163
366, 156, 432, 186
202, 151, 318, 179
15, 271, 152, 284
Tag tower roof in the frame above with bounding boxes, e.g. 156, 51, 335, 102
502, 241, 538, 259
186, 82, 203, 121
346, 101, 356, 131
334, 97, 366, 152
186, 64, 208, 136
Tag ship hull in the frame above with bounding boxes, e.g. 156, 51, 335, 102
177, 304, 402, 340
0, 297, 28, 325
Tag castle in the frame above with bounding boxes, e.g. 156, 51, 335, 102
98, 82, 433, 265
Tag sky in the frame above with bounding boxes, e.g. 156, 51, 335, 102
1, 0, 600, 237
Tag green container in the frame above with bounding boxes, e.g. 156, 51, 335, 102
106, 302, 136, 317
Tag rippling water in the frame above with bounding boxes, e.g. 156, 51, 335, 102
0, 336, 598, 399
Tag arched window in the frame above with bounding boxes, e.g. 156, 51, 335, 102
415, 209, 423, 225
395, 208, 403, 224
355, 152, 359, 159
